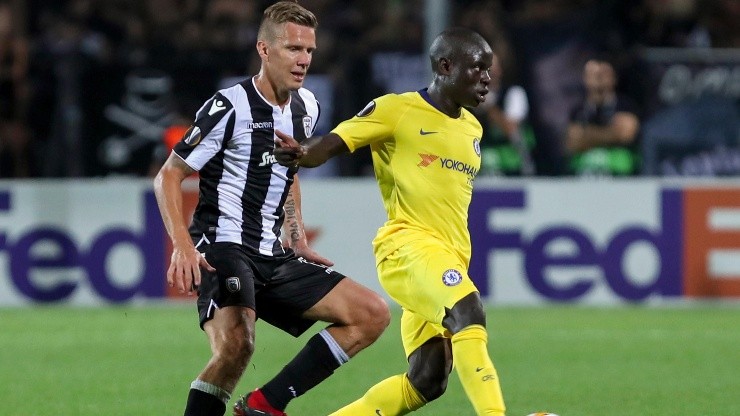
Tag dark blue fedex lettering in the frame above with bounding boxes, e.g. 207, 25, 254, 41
469, 189, 683, 301
85, 194, 166, 301
1, 191, 166, 302
601, 190, 683, 299
524, 227, 598, 299
469, 190, 525, 297
10, 229, 81, 301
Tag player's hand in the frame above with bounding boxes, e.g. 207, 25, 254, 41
293, 243, 335, 267
168, 243, 216, 295
274, 130, 306, 167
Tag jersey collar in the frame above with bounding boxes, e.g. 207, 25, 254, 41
418, 88, 462, 119
418, 88, 444, 113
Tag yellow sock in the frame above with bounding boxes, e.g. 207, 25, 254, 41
329, 373, 425, 416
451, 325, 506, 416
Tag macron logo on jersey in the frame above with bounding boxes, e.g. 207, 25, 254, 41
418, 153, 439, 167
248, 121, 274, 129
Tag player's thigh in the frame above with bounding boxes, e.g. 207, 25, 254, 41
196, 242, 257, 329
203, 305, 257, 353
255, 256, 345, 336
378, 240, 477, 325
302, 277, 388, 326
399, 309, 450, 358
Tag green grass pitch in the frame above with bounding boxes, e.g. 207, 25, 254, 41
1, 304, 737, 415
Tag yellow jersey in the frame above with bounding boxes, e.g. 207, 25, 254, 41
332, 90, 482, 266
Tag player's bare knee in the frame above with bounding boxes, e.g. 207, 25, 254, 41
216, 331, 255, 368
236, 331, 256, 360
358, 293, 390, 339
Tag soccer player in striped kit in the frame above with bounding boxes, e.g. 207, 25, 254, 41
154, 2, 389, 415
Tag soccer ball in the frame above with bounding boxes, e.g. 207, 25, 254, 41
526, 413, 559, 416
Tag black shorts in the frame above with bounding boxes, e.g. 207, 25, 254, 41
195, 241, 345, 337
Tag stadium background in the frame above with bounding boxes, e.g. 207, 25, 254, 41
0, 1, 738, 415
0, 0, 738, 178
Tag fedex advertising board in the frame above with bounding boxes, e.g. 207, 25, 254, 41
0, 179, 738, 306
0, 179, 384, 306
471, 179, 740, 304
0, 181, 166, 305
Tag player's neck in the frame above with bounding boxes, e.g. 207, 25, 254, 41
426, 86, 461, 118
254, 72, 290, 108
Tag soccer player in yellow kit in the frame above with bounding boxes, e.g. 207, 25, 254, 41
274, 27, 505, 415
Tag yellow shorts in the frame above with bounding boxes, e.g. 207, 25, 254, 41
377, 238, 478, 357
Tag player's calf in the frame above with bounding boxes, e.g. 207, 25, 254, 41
407, 338, 453, 402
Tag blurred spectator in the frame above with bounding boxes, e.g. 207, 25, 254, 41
365, 1, 426, 94
201, 0, 257, 83
27, 1, 112, 177
692, 0, 740, 48
0, 118, 32, 177
500, 0, 613, 175
0, 0, 31, 177
0, 1, 28, 117
7, 0, 736, 178
619, 0, 739, 49
626, 0, 701, 47
564, 59, 641, 176
330, 0, 404, 176
460, 1, 536, 176
476, 56, 536, 176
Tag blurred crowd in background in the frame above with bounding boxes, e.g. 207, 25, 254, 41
0, 0, 738, 178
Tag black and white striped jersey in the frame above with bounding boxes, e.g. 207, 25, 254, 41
173, 76, 320, 256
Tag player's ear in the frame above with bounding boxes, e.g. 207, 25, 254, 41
438, 57, 452, 75
256, 40, 269, 60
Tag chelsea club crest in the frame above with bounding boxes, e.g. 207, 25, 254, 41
442, 269, 463, 286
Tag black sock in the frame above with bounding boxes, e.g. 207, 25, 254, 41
184, 388, 227, 416
262, 330, 348, 410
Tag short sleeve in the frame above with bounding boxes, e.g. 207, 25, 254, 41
173, 92, 235, 171
331, 94, 404, 152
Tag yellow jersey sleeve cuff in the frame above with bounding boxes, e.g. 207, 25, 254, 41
331, 129, 356, 153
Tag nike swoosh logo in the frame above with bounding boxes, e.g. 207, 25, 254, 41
419, 128, 438, 135
476, 367, 485, 372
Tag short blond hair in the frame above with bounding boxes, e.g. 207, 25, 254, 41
258, 1, 318, 42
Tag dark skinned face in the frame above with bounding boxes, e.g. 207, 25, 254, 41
447, 44, 494, 109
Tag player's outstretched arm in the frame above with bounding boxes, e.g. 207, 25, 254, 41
274, 130, 349, 168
